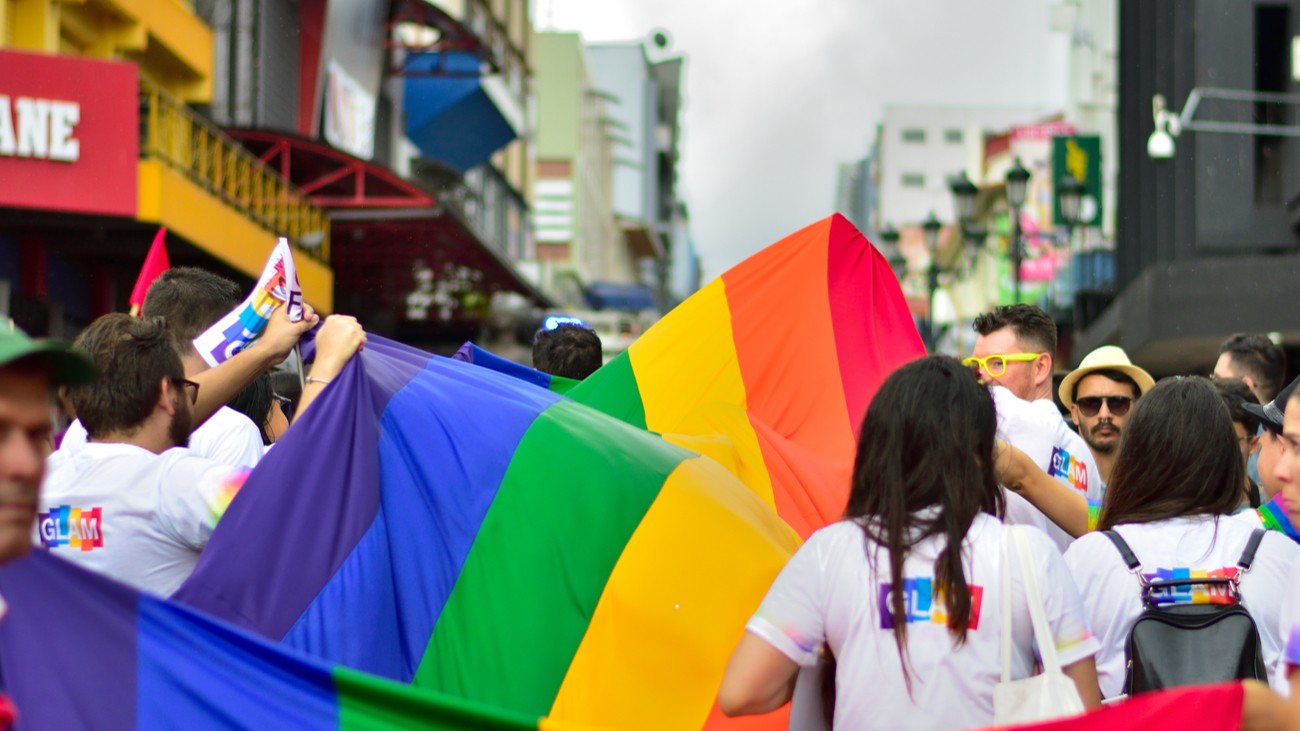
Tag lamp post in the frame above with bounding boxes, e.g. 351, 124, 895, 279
879, 224, 908, 282
1004, 157, 1031, 302
1056, 175, 1085, 313
949, 171, 983, 272
922, 211, 942, 350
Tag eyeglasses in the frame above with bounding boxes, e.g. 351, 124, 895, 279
272, 393, 294, 419
1075, 395, 1133, 417
173, 378, 200, 405
961, 353, 1042, 378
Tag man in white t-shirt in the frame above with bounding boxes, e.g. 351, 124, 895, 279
57, 268, 265, 469
966, 305, 1102, 551
0, 325, 95, 724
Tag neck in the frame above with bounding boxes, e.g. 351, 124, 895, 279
90, 419, 173, 455
1092, 448, 1117, 484
1027, 382, 1052, 402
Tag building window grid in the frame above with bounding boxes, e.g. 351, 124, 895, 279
901, 172, 925, 188
944, 129, 963, 144
901, 128, 926, 144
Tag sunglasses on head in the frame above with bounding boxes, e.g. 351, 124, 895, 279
1075, 395, 1133, 417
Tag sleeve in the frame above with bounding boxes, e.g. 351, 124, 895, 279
745, 531, 830, 667
201, 415, 265, 470
158, 457, 250, 551
1033, 530, 1100, 667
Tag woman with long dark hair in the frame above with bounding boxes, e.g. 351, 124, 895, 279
1064, 377, 1299, 698
718, 356, 1100, 729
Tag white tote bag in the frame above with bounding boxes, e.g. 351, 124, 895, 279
992, 526, 1086, 725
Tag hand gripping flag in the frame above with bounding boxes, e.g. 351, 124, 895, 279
193, 237, 304, 366
127, 227, 169, 317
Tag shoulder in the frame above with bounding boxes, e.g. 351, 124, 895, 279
199, 407, 262, 438
158, 448, 248, 482
1063, 530, 1125, 570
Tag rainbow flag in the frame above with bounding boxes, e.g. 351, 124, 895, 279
175, 334, 800, 729
0, 551, 605, 731
568, 214, 925, 538
452, 341, 580, 395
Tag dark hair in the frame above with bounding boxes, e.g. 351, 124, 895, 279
70, 314, 184, 439
844, 356, 1001, 688
142, 267, 242, 353
229, 373, 275, 445
972, 304, 1057, 357
1070, 368, 1141, 402
1218, 333, 1286, 403
532, 324, 602, 380
1214, 377, 1262, 436
1098, 376, 1244, 529
271, 370, 302, 422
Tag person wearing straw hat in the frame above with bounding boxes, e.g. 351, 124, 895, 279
1058, 346, 1155, 489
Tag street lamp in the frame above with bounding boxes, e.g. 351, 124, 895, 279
922, 211, 942, 350
949, 172, 979, 226
878, 224, 908, 282
1005, 157, 1031, 302
1057, 175, 1085, 230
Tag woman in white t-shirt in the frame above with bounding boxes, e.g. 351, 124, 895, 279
1064, 376, 1300, 699
717, 357, 1101, 730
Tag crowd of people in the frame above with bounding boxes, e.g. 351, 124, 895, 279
720, 304, 1300, 730
6, 266, 1300, 730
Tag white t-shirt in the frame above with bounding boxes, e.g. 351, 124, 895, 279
59, 406, 264, 469
36, 443, 250, 597
1064, 516, 1298, 698
747, 515, 1098, 731
992, 386, 1103, 552
1276, 559, 1300, 676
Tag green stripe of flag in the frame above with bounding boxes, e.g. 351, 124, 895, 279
566, 351, 647, 429
334, 666, 540, 730
412, 399, 689, 714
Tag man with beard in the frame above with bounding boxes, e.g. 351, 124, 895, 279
36, 311, 361, 597
1057, 346, 1153, 489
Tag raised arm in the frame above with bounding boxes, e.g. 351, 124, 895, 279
995, 439, 1091, 537
293, 315, 366, 424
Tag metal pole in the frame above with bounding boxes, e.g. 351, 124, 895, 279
927, 262, 939, 351
1012, 205, 1023, 303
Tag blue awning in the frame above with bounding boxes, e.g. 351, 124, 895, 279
403, 52, 520, 173
585, 282, 658, 311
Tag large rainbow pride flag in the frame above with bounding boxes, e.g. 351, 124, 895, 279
569, 214, 924, 539
174, 334, 800, 729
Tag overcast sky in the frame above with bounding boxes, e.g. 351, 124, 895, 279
538, 0, 1070, 280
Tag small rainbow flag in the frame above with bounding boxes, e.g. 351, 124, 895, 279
568, 214, 925, 539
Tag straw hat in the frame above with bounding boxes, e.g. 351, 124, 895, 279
1058, 345, 1155, 409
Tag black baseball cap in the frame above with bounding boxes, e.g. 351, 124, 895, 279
1243, 374, 1300, 432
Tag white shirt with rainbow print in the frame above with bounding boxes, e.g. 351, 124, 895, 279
37, 442, 249, 597
747, 514, 1098, 731
991, 386, 1103, 552
1064, 515, 1298, 698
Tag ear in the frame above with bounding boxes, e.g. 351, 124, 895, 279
1035, 353, 1053, 386
156, 378, 178, 417
1070, 405, 1081, 427
1243, 375, 1258, 393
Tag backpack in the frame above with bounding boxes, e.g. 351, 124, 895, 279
1103, 528, 1268, 696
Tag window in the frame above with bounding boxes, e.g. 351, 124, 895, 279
945, 129, 964, 144
901, 172, 925, 188
901, 128, 926, 144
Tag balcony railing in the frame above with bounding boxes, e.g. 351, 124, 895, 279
140, 84, 331, 262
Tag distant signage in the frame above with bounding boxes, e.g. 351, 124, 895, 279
0, 50, 138, 217
1052, 135, 1103, 227
324, 60, 376, 160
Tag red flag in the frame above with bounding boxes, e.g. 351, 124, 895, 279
128, 227, 170, 317
998, 683, 1244, 731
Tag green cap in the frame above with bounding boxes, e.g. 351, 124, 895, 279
0, 326, 95, 386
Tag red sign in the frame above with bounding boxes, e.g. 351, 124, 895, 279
0, 50, 138, 218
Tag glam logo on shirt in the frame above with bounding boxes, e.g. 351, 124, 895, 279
37, 505, 104, 551
1049, 446, 1089, 493
1143, 567, 1240, 606
878, 578, 983, 630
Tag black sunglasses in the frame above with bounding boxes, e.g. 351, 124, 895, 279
173, 378, 200, 405
1076, 395, 1133, 417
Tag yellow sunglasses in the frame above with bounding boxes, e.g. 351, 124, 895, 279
961, 352, 1043, 377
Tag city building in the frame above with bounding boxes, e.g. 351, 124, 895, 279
0, 0, 333, 338
1072, 0, 1300, 374
833, 138, 880, 239
531, 31, 621, 308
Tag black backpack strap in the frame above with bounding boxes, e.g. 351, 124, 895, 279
1103, 530, 1143, 572
1237, 529, 1267, 571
